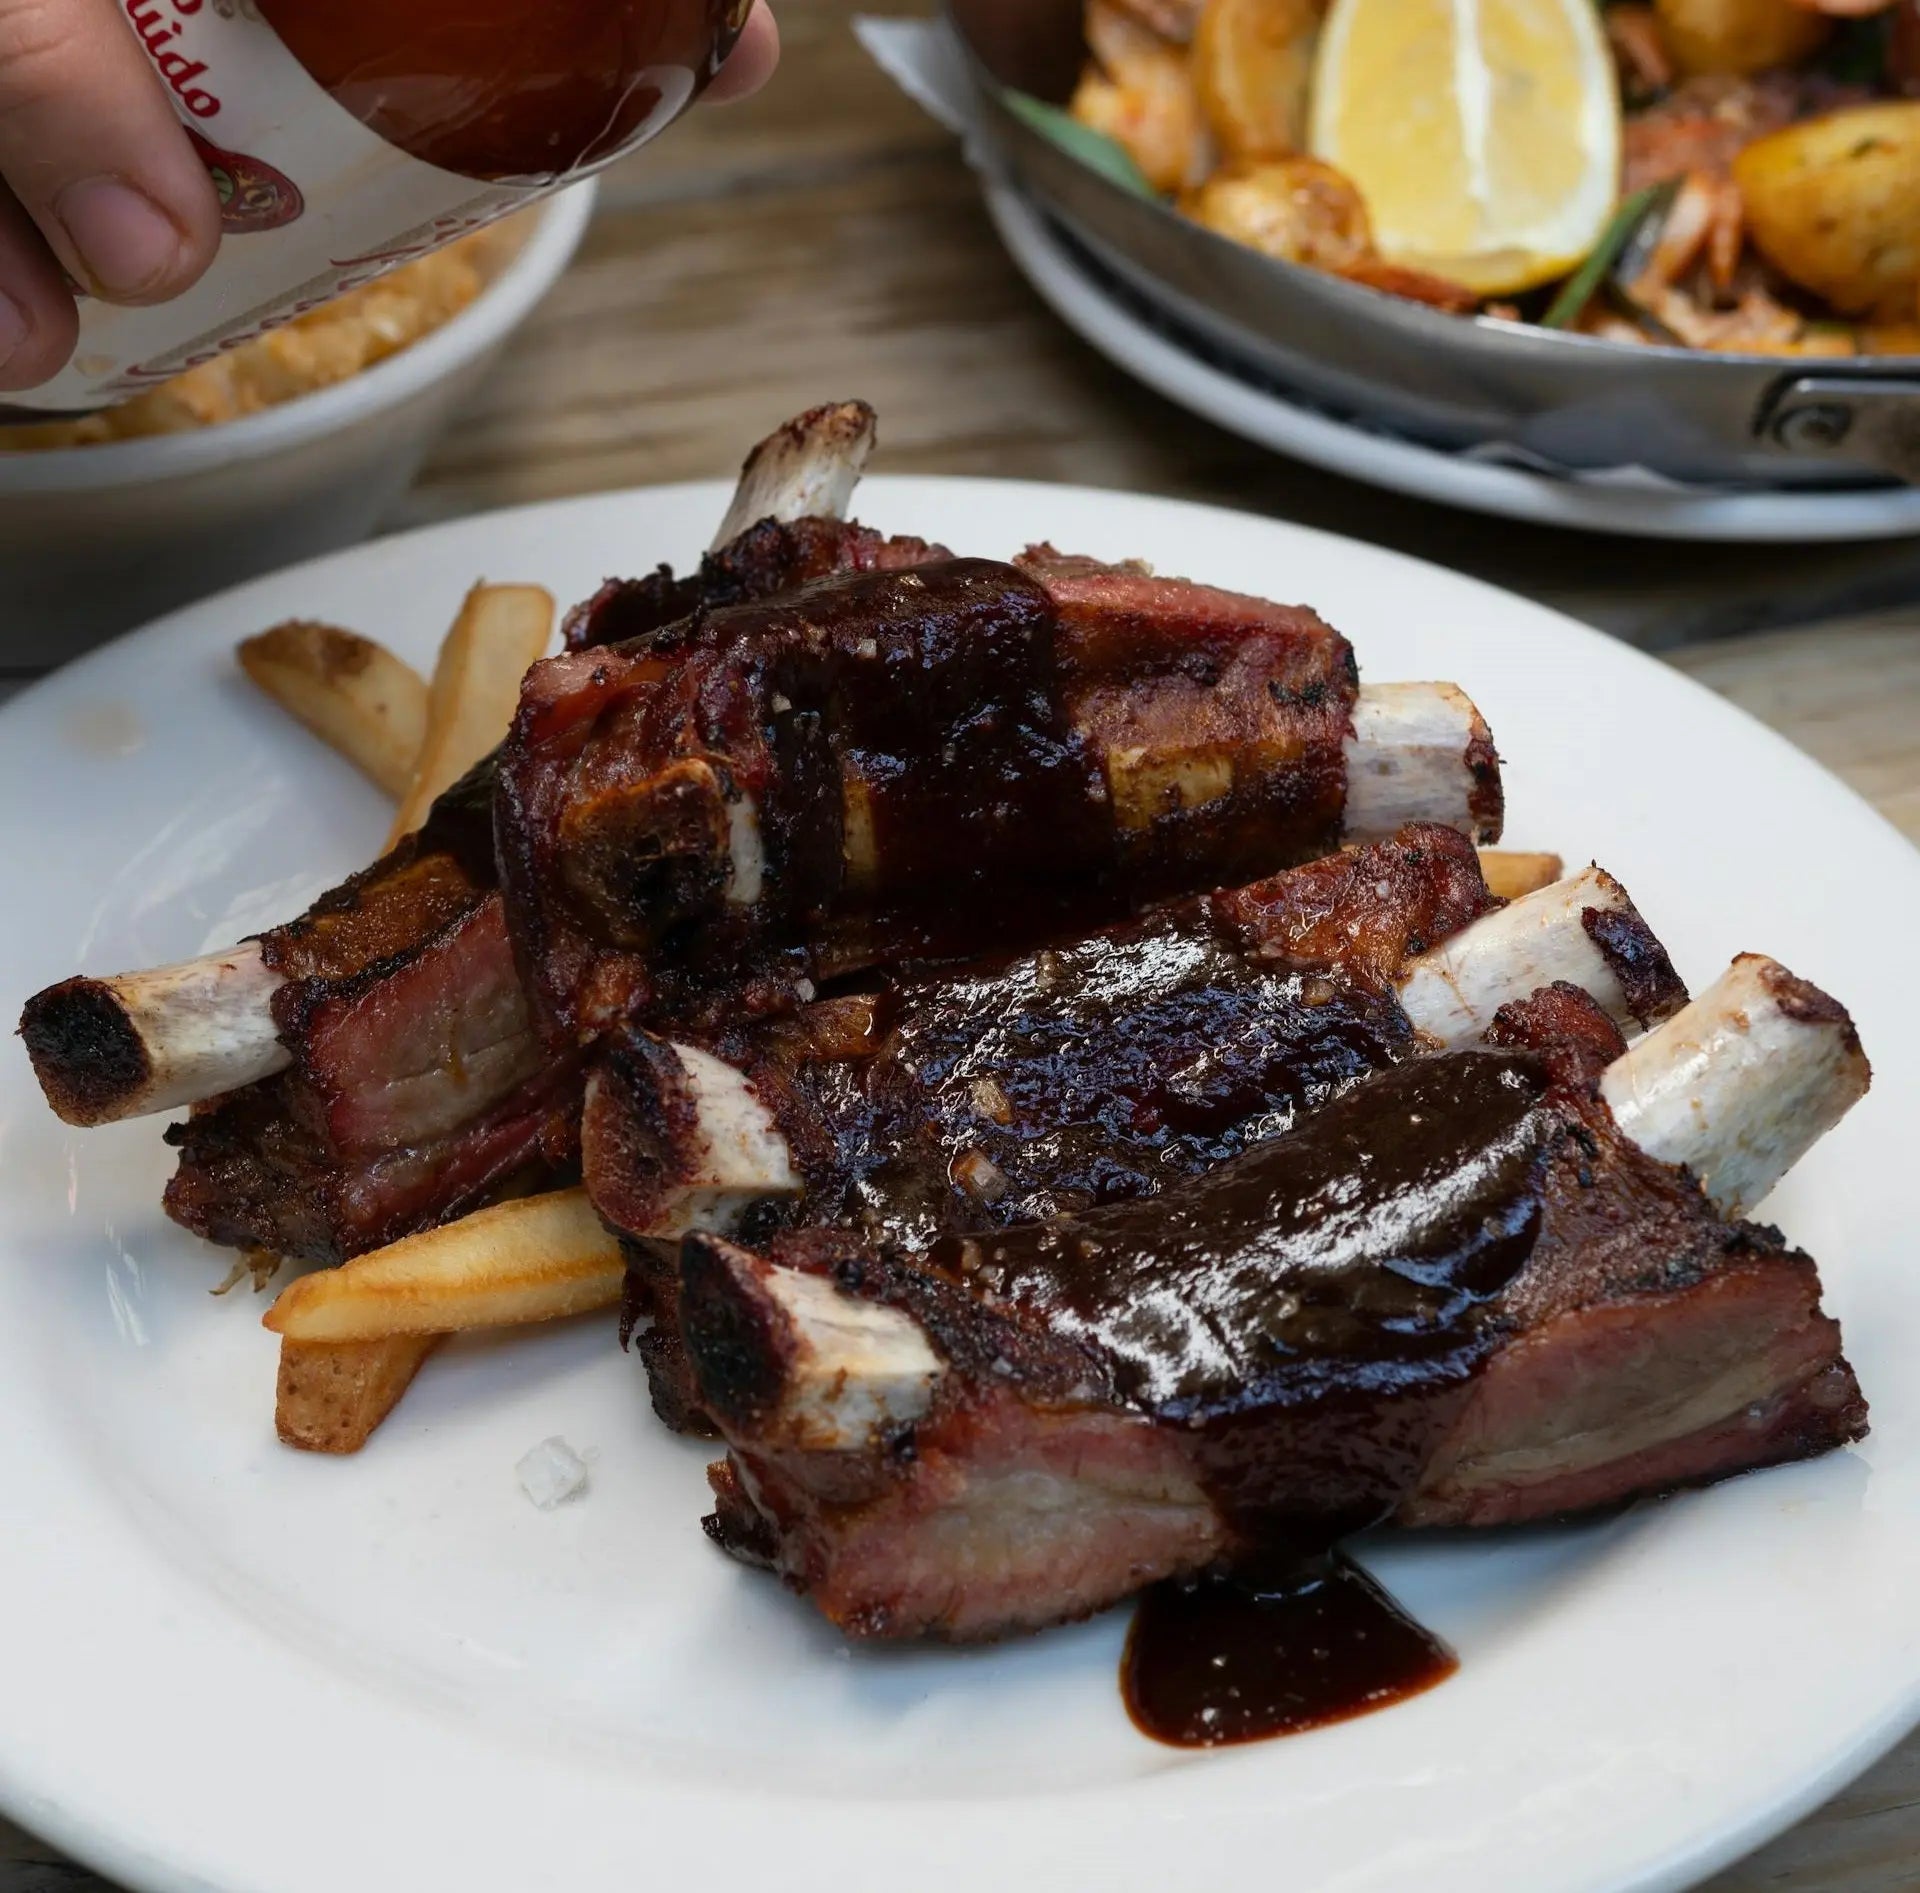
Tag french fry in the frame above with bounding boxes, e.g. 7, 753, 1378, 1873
238, 620, 428, 799
275, 1333, 439, 1454
1479, 849, 1565, 902
387, 582, 555, 845
264, 1188, 625, 1345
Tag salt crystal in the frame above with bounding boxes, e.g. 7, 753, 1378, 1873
516, 1436, 589, 1510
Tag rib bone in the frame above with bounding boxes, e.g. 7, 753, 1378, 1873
1601, 954, 1870, 1217
1344, 682, 1499, 844
1396, 866, 1682, 1047
683, 1237, 941, 1449
711, 959, 1866, 1452
19, 945, 291, 1128
634, 1044, 801, 1236
709, 400, 877, 550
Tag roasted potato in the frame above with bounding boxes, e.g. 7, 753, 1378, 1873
1070, 1, 1211, 192
1180, 156, 1373, 270
1192, 0, 1322, 161
1652, 0, 1828, 77
1734, 103, 1920, 317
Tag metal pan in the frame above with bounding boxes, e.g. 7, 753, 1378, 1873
946, 0, 1920, 488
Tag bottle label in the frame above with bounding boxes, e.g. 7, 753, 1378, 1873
15, 0, 547, 413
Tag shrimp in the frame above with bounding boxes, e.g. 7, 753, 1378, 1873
1606, 4, 1678, 95
1622, 72, 1862, 192
1180, 159, 1478, 310
1630, 171, 1748, 298
1070, 1, 1213, 193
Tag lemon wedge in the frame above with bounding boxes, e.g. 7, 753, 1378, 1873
1308, 0, 1622, 296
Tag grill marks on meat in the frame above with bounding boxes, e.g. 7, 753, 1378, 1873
163, 1061, 580, 1264
684, 986, 1865, 1643
497, 558, 1361, 1041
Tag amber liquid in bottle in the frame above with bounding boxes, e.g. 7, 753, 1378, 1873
258, 0, 749, 182
4, 0, 747, 415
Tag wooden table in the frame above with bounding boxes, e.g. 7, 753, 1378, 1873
4, 3, 1917, 1884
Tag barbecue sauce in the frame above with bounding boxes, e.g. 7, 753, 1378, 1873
935, 1049, 1552, 1529
17, 0, 743, 413
804, 903, 1411, 1247
929, 1049, 1556, 1747
1123, 1556, 1456, 1748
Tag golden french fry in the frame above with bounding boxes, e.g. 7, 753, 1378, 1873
387, 582, 555, 845
1479, 850, 1565, 902
238, 621, 429, 800
264, 1188, 625, 1345
275, 1333, 439, 1454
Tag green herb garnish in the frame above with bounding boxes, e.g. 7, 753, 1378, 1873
1541, 180, 1679, 329
1000, 90, 1159, 202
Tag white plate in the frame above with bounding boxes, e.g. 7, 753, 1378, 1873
1, 479, 1916, 1893
985, 184, 1920, 544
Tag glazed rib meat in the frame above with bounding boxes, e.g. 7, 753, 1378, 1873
561, 515, 949, 654
679, 973, 1868, 1642
496, 553, 1500, 1040
155, 506, 917, 1265
594, 827, 1684, 1433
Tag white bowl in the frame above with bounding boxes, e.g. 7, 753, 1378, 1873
0, 182, 597, 668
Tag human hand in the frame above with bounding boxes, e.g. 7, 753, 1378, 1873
711, 2, 782, 104
0, 0, 225, 391
0, 0, 781, 394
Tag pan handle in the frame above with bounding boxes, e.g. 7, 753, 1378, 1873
1754, 375, 1920, 485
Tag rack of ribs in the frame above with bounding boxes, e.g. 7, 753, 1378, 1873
674, 957, 1868, 1644
18, 407, 1508, 1270
589, 824, 1685, 1433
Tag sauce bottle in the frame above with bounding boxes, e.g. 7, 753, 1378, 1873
12, 0, 746, 414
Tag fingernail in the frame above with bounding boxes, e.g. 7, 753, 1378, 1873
0, 289, 27, 369
53, 177, 186, 299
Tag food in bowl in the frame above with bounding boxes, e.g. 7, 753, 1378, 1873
0, 225, 514, 451
1056, 0, 1920, 353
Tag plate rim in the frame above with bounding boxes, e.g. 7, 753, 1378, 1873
2, 473, 1916, 1893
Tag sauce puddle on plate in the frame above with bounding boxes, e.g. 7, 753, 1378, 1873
1123, 1553, 1456, 1747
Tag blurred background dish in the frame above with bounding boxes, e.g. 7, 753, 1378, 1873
945, 0, 1920, 489
0, 185, 595, 669
984, 178, 1920, 539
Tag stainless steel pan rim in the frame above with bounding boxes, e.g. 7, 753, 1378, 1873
945, 0, 1920, 489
